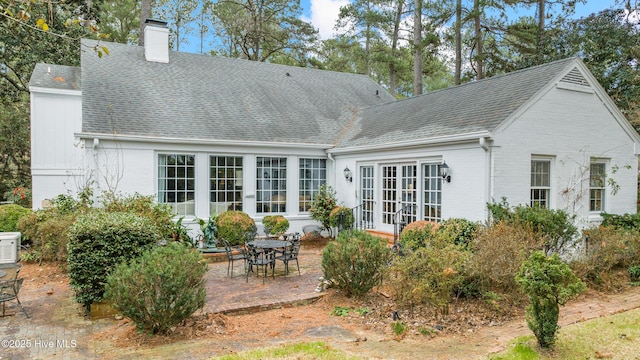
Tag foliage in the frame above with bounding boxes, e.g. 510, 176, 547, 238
0, 204, 31, 232
262, 215, 290, 236
628, 265, 640, 283
330, 306, 350, 317
398, 220, 440, 251
100, 192, 176, 240
105, 242, 208, 334
487, 199, 578, 255
571, 226, 640, 290
392, 321, 407, 336
328, 206, 354, 230
67, 211, 161, 310
600, 212, 640, 232
321, 230, 391, 297
470, 221, 543, 295
309, 184, 337, 236
216, 210, 257, 246
516, 251, 586, 348
0, 102, 31, 204
390, 236, 470, 317
438, 218, 480, 249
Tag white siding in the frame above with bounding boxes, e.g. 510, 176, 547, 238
493, 85, 638, 228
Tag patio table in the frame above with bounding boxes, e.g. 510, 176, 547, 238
247, 240, 291, 251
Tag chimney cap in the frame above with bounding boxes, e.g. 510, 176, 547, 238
144, 19, 168, 27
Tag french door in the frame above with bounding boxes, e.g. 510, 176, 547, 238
380, 164, 417, 232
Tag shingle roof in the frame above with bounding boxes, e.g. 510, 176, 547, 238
29, 64, 81, 91
79, 39, 395, 145
336, 57, 578, 148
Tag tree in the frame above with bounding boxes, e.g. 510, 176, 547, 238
154, 0, 199, 51
211, 0, 318, 62
0, 101, 30, 202
99, 0, 141, 44
139, 0, 152, 45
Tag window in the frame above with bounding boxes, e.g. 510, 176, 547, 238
590, 162, 606, 212
257, 157, 286, 213
210, 156, 243, 214
531, 159, 551, 208
158, 154, 195, 216
299, 158, 326, 212
423, 163, 442, 222
360, 165, 374, 227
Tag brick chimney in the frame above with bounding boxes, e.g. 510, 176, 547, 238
144, 19, 169, 63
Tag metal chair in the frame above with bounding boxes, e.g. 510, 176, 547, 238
0, 263, 28, 318
221, 238, 248, 277
275, 234, 301, 276
246, 243, 275, 284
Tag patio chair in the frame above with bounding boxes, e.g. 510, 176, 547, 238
275, 235, 301, 276
246, 243, 275, 284
221, 238, 248, 277
0, 263, 28, 318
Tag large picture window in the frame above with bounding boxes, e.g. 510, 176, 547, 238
257, 157, 287, 213
531, 159, 551, 208
299, 158, 326, 212
589, 162, 606, 212
210, 156, 243, 215
158, 154, 195, 216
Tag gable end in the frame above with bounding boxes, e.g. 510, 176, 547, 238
556, 67, 593, 93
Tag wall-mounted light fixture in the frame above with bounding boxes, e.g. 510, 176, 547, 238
439, 161, 451, 183
343, 166, 353, 183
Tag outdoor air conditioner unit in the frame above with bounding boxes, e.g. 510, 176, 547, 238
0, 232, 20, 263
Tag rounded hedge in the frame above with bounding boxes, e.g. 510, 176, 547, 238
328, 206, 355, 229
399, 220, 441, 251
0, 204, 31, 232
216, 210, 257, 246
67, 211, 162, 310
262, 215, 289, 236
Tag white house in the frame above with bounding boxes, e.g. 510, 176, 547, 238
29, 20, 640, 236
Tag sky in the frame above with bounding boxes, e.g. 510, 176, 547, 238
183, 0, 623, 54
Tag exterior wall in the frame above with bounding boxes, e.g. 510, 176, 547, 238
492, 84, 638, 229
86, 139, 332, 234
30, 90, 83, 209
333, 140, 490, 232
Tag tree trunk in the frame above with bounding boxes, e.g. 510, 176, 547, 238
413, 0, 423, 96
474, 0, 483, 80
389, 0, 404, 96
139, 0, 152, 46
536, 0, 545, 64
454, 0, 462, 85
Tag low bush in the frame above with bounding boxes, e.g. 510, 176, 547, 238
216, 210, 257, 246
487, 199, 578, 254
105, 242, 208, 334
67, 211, 161, 310
328, 206, 354, 230
398, 220, 440, 251
629, 265, 640, 283
100, 192, 175, 240
470, 221, 542, 294
0, 204, 31, 232
438, 218, 480, 249
600, 212, 640, 231
516, 251, 585, 348
390, 235, 470, 317
262, 215, 289, 236
322, 230, 391, 297
571, 226, 640, 290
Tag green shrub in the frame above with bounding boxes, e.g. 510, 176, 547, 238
262, 215, 290, 236
438, 218, 480, 249
0, 204, 31, 232
600, 212, 640, 231
571, 226, 640, 290
17, 207, 77, 263
516, 251, 585, 348
390, 239, 470, 317
629, 265, 640, 283
216, 210, 257, 246
100, 192, 175, 240
487, 199, 578, 254
67, 211, 161, 310
328, 206, 354, 230
322, 230, 391, 297
398, 220, 440, 251
470, 221, 542, 294
105, 242, 208, 334
309, 184, 337, 236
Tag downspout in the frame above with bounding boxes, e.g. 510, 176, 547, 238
480, 137, 492, 222
327, 151, 335, 187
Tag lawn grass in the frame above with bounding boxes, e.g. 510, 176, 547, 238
490, 308, 640, 359
212, 341, 360, 360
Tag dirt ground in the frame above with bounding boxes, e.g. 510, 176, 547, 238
10, 254, 640, 360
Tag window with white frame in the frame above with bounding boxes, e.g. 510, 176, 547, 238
422, 163, 442, 222
360, 165, 374, 227
210, 156, 243, 214
257, 157, 287, 213
531, 159, 551, 208
299, 158, 326, 212
158, 154, 195, 216
589, 161, 606, 212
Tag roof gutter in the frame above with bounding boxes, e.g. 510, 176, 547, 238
75, 133, 332, 150
327, 131, 493, 155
